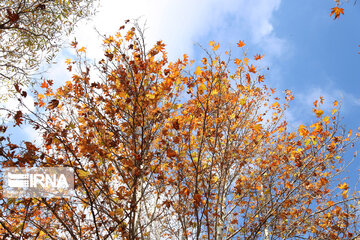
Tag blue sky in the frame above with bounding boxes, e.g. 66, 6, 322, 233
8, 0, 359, 183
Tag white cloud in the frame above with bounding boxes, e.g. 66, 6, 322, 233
285, 85, 360, 129
22, 0, 286, 140
71, 0, 284, 61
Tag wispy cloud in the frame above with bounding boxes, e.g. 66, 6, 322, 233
285, 85, 360, 129
71, 0, 285, 60
28, 0, 285, 140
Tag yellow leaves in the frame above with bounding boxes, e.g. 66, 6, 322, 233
332, 108, 338, 115
243, 57, 249, 66
198, 83, 207, 92
272, 102, 280, 108
209, 40, 220, 51
78, 169, 90, 177
212, 43, 220, 51
251, 123, 262, 133
310, 122, 323, 133
339, 182, 349, 198
315, 109, 324, 118
333, 100, 338, 107
110, 207, 124, 217
175, 78, 182, 85
195, 66, 203, 75
330, 6, 344, 20
37, 94, 45, 99
77, 46, 86, 53
298, 124, 309, 137
13, 36, 360, 236
146, 93, 156, 100
65, 58, 71, 64
296, 148, 303, 153
239, 97, 247, 105
237, 40, 246, 48
323, 116, 330, 125
211, 89, 218, 96
115, 32, 122, 38
338, 182, 349, 190
103, 36, 114, 44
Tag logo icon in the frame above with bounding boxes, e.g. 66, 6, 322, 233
2, 167, 74, 198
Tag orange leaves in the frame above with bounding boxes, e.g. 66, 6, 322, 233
234, 58, 241, 65
330, 6, 344, 20
37, 93, 45, 100
243, 57, 249, 66
339, 182, 349, 198
298, 124, 309, 137
248, 64, 257, 73
209, 40, 219, 51
315, 109, 324, 118
258, 75, 265, 83
237, 40, 246, 48
284, 89, 294, 101
77, 46, 86, 53
212, 43, 220, 51
155, 40, 166, 52
125, 29, 135, 41
103, 36, 114, 44
254, 54, 264, 60
3, 26, 360, 240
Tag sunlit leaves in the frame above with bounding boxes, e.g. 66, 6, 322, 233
77, 46, 86, 53
248, 64, 257, 73
237, 40, 246, 48
254, 53, 264, 60
1, 22, 359, 240
330, 6, 344, 19
195, 66, 203, 75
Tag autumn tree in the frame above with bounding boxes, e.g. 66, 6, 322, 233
0, 22, 359, 239
0, 0, 98, 100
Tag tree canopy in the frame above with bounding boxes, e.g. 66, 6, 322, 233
0, 0, 97, 100
0, 22, 359, 239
